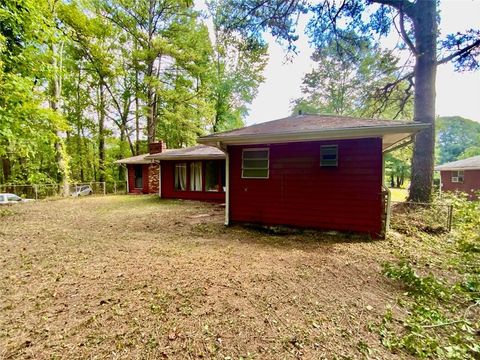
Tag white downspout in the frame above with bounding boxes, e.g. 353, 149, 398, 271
125, 165, 129, 193
225, 151, 230, 226
382, 152, 391, 234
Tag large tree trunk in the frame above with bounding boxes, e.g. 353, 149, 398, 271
98, 83, 106, 183
408, 0, 437, 202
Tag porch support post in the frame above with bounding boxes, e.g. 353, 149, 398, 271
158, 161, 162, 198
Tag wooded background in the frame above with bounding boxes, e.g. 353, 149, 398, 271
1, 0, 479, 199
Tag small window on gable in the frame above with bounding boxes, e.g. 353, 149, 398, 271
242, 148, 269, 178
451, 170, 464, 183
320, 145, 338, 167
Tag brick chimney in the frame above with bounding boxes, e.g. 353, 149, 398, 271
148, 141, 167, 155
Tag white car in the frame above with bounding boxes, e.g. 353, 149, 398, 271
71, 185, 93, 197
0, 193, 35, 205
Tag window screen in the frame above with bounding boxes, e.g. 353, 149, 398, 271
320, 145, 338, 167
242, 149, 269, 178
205, 160, 220, 192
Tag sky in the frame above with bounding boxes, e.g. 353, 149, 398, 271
197, 0, 480, 126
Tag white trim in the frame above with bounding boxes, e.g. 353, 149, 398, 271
158, 161, 162, 198
225, 152, 230, 226
241, 148, 270, 179
198, 124, 429, 147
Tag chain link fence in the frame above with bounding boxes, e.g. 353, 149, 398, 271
0, 181, 128, 200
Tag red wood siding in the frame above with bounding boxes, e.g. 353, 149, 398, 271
228, 138, 384, 237
440, 170, 480, 200
161, 160, 225, 202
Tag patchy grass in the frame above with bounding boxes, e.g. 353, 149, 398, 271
389, 187, 408, 202
0, 195, 476, 359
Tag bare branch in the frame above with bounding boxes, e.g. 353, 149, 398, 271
437, 38, 480, 66
398, 8, 417, 55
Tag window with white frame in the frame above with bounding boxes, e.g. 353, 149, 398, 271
242, 148, 269, 178
189, 161, 202, 191
451, 170, 464, 183
320, 145, 338, 167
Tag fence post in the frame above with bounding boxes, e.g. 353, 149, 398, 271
103, 182, 106, 196
34, 185, 38, 200
447, 205, 453, 232
114, 182, 117, 194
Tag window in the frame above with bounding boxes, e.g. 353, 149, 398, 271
242, 148, 269, 178
175, 163, 187, 191
320, 145, 338, 167
205, 161, 221, 192
6, 194, 21, 202
451, 170, 464, 183
190, 161, 202, 191
134, 165, 143, 188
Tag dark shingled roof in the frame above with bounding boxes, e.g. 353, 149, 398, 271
198, 114, 428, 151
145, 145, 225, 160
202, 114, 415, 138
435, 155, 480, 171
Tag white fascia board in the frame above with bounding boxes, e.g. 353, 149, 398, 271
198, 123, 429, 147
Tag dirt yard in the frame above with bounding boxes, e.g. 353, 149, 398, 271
0, 196, 409, 359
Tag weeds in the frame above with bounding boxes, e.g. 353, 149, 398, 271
381, 194, 480, 359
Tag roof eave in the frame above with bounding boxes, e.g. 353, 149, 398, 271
198, 124, 429, 147
145, 154, 226, 161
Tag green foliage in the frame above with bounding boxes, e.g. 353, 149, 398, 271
292, 40, 412, 119
436, 116, 480, 164
0, 0, 268, 185
380, 194, 480, 358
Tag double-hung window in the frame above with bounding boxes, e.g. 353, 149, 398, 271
451, 170, 464, 183
242, 148, 269, 178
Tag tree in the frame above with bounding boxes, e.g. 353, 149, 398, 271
291, 39, 413, 119
208, 2, 268, 132
214, 0, 480, 202
436, 116, 480, 164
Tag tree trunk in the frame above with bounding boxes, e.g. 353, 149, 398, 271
408, 0, 437, 202
98, 83, 106, 183
135, 68, 140, 155
1, 156, 11, 183
50, 42, 70, 196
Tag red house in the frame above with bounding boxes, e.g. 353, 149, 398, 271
435, 155, 480, 200
117, 143, 226, 202
198, 114, 428, 238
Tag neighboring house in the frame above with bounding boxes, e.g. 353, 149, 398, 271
435, 155, 480, 200
117, 143, 226, 202
198, 114, 428, 238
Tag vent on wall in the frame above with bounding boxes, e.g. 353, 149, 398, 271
320, 145, 338, 167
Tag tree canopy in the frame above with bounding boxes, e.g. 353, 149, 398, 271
0, 0, 267, 186
214, 0, 480, 202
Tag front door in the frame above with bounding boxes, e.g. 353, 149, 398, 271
134, 165, 143, 189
